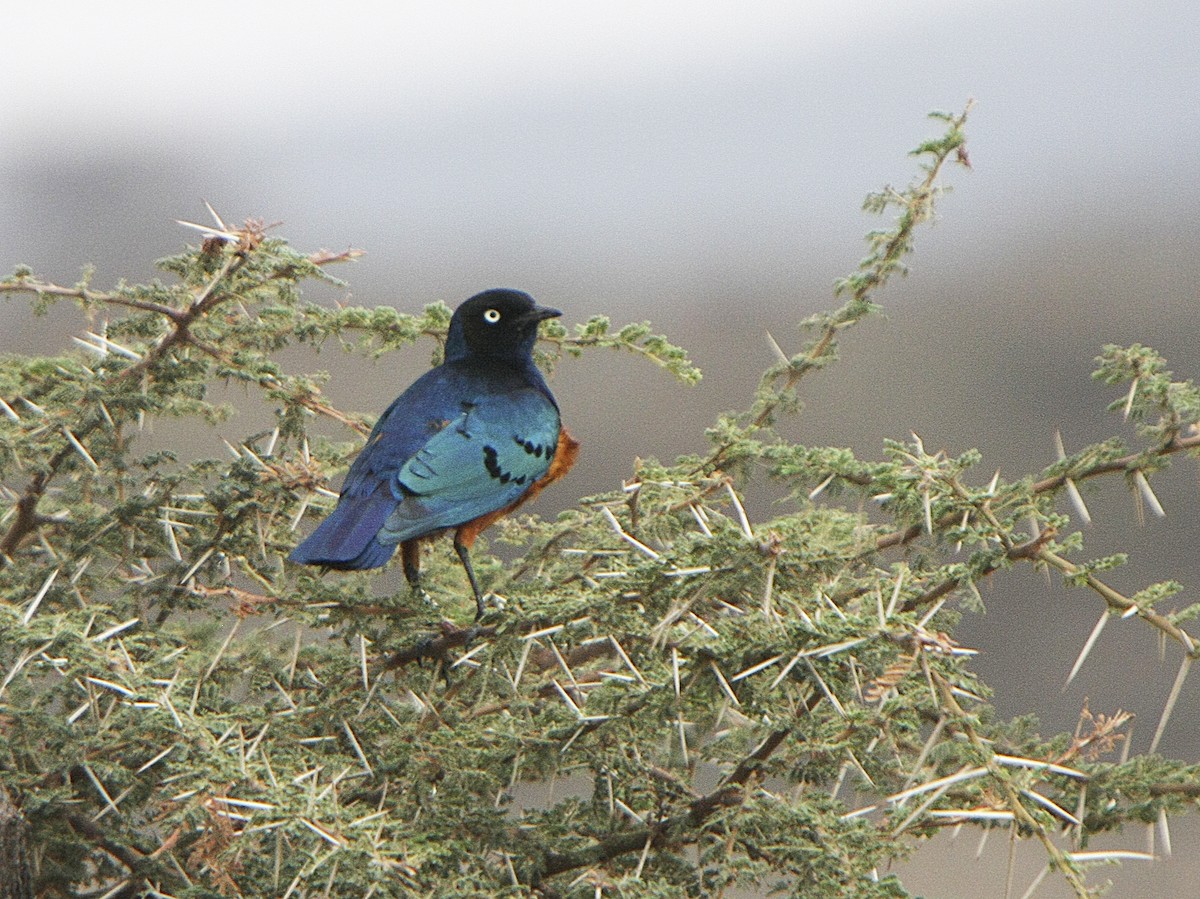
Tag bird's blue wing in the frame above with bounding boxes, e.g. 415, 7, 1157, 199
288, 368, 466, 568
339, 374, 457, 498
379, 388, 561, 543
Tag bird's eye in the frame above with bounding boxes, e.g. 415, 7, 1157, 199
483, 309, 501, 324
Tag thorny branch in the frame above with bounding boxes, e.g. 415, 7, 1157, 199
534, 728, 793, 886
0, 232, 363, 561
930, 673, 1094, 898
701, 103, 974, 476
861, 434, 1200, 658
871, 431, 1200, 555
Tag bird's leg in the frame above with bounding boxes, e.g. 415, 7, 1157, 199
401, 541, 437, 609
453, 536, 487, 620
401, 541, 421, 590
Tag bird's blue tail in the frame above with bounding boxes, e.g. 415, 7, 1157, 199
288, 490, 397, 570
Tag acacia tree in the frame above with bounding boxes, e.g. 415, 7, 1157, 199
2, 106, 1199, 898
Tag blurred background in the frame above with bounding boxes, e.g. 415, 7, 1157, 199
4, 2, 1199, 894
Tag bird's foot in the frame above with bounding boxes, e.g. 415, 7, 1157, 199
409, 583, 439, 612
474, 591, 505, 621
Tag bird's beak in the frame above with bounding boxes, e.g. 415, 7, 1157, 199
528, 305, 562, 323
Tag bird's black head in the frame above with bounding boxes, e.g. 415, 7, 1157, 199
445, 288, 561, 362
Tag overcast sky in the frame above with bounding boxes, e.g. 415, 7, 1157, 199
6, 2, 1197, 308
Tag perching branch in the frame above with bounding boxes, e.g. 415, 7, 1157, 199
534, 728, 792, 884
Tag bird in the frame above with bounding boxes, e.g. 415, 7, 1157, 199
289, 288, 579, 619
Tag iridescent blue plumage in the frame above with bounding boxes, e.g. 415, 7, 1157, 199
289, 289, 578, 617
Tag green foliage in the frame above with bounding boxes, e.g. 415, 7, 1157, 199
541, 314, 703, 385
2, 106, 1199, 899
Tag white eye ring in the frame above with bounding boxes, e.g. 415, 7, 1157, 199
483, 308, 501, 323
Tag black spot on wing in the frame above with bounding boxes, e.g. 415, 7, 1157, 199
483, 444, 528, 486
483, 445, 503, 480
513, 435, 550, 459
